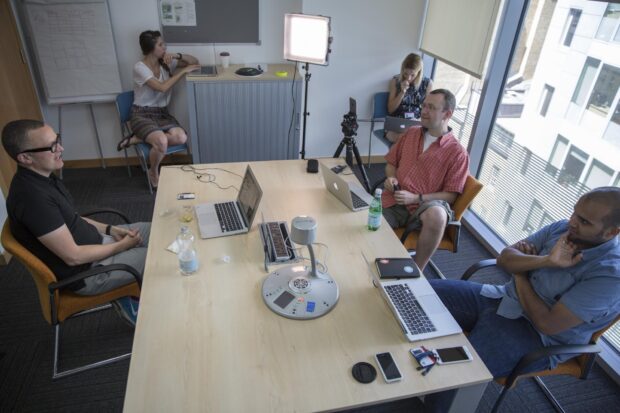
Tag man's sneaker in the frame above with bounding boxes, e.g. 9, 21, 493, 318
112, 296, 139, 327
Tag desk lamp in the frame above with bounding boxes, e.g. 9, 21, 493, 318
262, 216, 339, 319
283, 13, 332, 159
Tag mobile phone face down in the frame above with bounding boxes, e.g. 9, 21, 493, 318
434, 346, 473, 365
375, 352, 402, 383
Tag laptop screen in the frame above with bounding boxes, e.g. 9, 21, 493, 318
237, 166, 263, 227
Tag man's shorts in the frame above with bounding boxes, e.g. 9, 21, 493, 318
382, 200, 455, 230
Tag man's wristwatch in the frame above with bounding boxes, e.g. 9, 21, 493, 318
177, 53, 183, 60
105, 224, 112, 235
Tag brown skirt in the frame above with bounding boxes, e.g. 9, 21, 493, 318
129, 105, 183, 140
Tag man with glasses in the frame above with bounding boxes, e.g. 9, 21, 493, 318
382, 89, 470, 271
2, 120, 150, 326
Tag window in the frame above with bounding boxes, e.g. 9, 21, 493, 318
524, 200, 544, 232
603, 99, 620, 146
432, 60, 482, 150
488, 125, 514, 158
546, 135, 569, 176
584, 160, 614, 189
489, 165, 500, 187
562, 8, 582, 47
586, 64, 620, 117
521, 149, 532, 175
595, 3, 620, 42
502, 202, 513, 226
571, 57, 601, 106
538, 84, 554, 116
559, 145, 588, 184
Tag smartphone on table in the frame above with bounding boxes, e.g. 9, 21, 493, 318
433, 346, 473, 365
375, 352, 402, 383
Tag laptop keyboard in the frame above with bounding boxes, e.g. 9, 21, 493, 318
384, 284, 437, 335
350, 191, 369, 208
214, 202, 244, 232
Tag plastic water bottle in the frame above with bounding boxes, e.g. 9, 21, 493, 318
177, 226, 198, 275
367, 188, 383, 231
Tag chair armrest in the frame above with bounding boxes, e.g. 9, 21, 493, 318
460, 259, 497, 281
81, 208, 130, 224
504, 343, 600, 388
49, 263, 142, 292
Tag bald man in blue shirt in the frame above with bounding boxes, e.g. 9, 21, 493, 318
425, 187, 620, 412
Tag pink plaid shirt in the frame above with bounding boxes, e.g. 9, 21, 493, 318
382, 126, 469, 213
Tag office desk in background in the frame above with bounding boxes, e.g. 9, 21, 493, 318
123, 159, 491, 412
186, 64, 302, 164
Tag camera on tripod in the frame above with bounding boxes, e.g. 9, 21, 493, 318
341, 97, 359, 137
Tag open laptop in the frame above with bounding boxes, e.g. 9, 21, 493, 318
320, 163, 373, 211
199, 65, 218, 76
379, 276, 462, 341
384, 116, 420, 133
194, 165, 262, 239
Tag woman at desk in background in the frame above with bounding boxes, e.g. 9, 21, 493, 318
385, 53, 433, 143
118, 30, 200, 189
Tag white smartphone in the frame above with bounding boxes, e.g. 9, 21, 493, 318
375, 352, 402, 383
433, 346, 473, 365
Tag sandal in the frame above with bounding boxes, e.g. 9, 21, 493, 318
117, 135, 134, 151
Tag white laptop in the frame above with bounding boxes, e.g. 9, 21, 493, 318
194, 166, 262, 239
379, 277, 462, 341
320, 163, 373, 211
384, 116, 420, 133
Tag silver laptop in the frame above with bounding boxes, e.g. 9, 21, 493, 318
379, 277, 462, 341
194, 166, 262, 239
320, 163, 373, 211
384, 116, 420, 133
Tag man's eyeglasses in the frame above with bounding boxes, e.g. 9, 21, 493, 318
20, 134, 62, 154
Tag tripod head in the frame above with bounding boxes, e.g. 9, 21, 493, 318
341, 97, 358, 138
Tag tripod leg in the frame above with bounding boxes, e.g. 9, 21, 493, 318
352, 142, 371, 193
345, 145, 354, 169
333, 141, 345, 158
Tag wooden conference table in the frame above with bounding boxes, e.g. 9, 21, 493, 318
124, 159, 491, 412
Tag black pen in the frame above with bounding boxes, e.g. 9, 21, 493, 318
421, 362, 435, 376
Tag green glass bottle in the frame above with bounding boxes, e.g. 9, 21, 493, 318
367, 188, 383, 231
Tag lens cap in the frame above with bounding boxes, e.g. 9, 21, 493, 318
352, 361, 377, 384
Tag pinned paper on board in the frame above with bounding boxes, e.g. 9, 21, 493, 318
160, 0, 197, 26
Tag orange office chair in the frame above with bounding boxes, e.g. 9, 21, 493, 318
1, 210, 141, 379
461, 259, 620, 413
373, 175, 484, 278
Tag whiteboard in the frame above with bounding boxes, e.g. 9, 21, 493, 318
24, 0, 122, 104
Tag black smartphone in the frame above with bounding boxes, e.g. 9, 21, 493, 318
306, 159, 319, 173
375, 352, 402, 383
375, 257, 420, 279
434, 346, 473, 365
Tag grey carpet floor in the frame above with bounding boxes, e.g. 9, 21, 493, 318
0, 164, 618, 412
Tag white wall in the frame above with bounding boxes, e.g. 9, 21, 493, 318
16, 0, 424, 161
302, 0, 426, 157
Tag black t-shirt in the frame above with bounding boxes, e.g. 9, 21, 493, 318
6, 167, 103, 289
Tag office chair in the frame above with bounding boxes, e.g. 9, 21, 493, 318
364, 91, 391, 168
115, 90, 189, 194
460, 259, 620, 413
372, 175, 484, 278
1, 210, 142, 379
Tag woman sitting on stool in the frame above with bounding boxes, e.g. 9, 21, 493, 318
118, 30, 200, 189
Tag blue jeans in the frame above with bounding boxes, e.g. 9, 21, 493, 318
424, 279, 551, 412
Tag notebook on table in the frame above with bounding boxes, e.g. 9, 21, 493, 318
320, 163, 373, 211
194, 165, 262, 239
378, 276, 462, 342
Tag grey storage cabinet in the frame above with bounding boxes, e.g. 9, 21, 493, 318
186, 65, 302, 163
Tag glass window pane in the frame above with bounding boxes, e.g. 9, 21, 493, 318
571, 57, 600, 106
538, 84, 554, 116
584, 159, 614, 189
563, 9, 582, 47
595, 4, 620, 41
432, 60, 481, 150
586, 64, 620, 117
